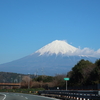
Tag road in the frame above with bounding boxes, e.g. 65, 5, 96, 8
0, 92, 59, 100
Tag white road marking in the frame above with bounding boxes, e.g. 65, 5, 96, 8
3, 94, 6, 100
25, 97, 28, 99
0, 94, 6, 100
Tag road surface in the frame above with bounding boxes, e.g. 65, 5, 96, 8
0, 92, 59, 100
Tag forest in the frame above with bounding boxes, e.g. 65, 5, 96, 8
67, 59, 100, 87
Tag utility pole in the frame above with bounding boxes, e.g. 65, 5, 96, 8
19, 75, 21, 88
66, 80, 67, 90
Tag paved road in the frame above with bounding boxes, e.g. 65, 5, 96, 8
0, 92, 59, 100
0, 94, 5, 100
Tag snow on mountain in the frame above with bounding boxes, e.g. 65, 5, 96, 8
0, 40, 99, 75
33, 40, 100, 57
35, 40, 78, 56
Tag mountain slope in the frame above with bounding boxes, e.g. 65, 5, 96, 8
0, 40, 98, 75
34, 40, 78, 55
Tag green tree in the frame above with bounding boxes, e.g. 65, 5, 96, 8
87, 59, 100, 85
95, 59, 100, 67
53, 74, 66, 88
33, 75, 54, 82
67, 59, 94, 86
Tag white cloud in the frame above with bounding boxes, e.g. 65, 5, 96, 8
72, 48, 100, 58
97, 49, 100, 53
92, 49, 100, 57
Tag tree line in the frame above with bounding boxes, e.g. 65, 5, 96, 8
0, 59, 100, 89
67, 59, 100, 87
21, 59, 100, 89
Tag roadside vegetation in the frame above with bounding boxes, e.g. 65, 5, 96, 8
0, 88, 44, 94
0, 59, 100, 91
67, 59, 100, 87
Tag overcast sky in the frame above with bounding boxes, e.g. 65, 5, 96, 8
0, 0, 100, 64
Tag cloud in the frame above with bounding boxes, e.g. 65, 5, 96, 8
72, 48, 100, 58
93, 49, 100, 57
97, 49, 100, 53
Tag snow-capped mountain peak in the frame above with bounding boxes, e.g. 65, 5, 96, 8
35, 40, 78, 55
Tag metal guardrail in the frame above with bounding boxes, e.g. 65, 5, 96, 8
38, 90, 100, 100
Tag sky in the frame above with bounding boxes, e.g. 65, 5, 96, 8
0, 0, 100, 64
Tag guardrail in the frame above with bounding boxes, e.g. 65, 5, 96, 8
38, 90, 100, 100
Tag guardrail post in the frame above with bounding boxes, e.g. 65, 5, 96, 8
39, 90, 100, 100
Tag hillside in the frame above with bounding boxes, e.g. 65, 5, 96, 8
0, 72, 34, 83
0, 40, 99, 75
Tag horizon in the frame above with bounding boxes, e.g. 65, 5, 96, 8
0, 0, 100, 64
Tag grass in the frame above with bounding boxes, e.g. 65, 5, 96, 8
0, 88, 45, 94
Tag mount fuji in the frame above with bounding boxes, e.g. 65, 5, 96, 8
0, 40, 99, 75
